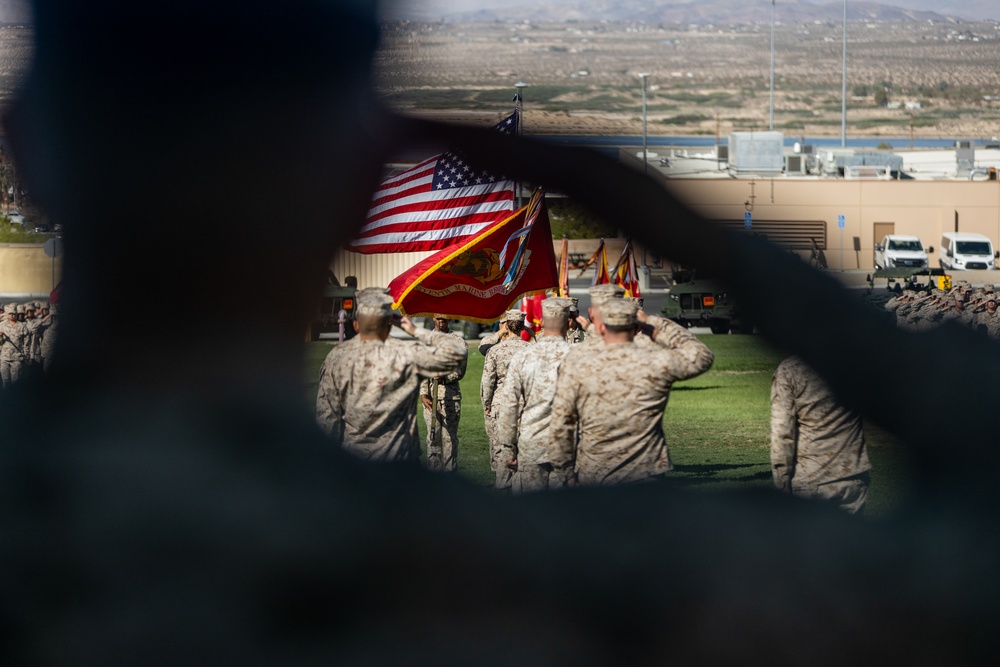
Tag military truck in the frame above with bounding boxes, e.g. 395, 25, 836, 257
309, 284, 357, 341
864, 267, 950, 310
661, 268, 752, 334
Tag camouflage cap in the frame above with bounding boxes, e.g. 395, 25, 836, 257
542, 297, 572, 318
588, 283, 625, 308
600, 298, 637, 327
985, 284, 996, 293
356, 286, 390, 299
15, 304, 25, 314
354, 288, 394, 317
49, 304, 58, 315
628, 296, 644, 309
504, 309, 526, 323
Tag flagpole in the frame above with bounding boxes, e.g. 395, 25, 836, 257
514, 81, 527, 208
638, 72, 650, 177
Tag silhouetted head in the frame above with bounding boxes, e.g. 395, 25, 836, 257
4, 0, 389, 377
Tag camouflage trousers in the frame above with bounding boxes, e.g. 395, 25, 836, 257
793, 473, 870, 515
512, 462, 553, 495
484, 415, 514, 490
1, 358, 23, 388
422, 399, 460, 472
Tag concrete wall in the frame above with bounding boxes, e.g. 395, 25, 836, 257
0, 244, 63, 297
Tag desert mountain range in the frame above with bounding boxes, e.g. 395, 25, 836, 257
392, 0, 999, 24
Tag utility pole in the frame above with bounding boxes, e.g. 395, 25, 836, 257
770, 0, 775, 131
841, 0, 847, 148
638, 72, 650, 176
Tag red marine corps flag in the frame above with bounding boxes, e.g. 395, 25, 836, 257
388, 190, 558, 323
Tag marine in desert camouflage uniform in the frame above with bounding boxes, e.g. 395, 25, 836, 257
0, 304, 28, 388
978, 297, 1000, 339
24, 302, 50, 376
480, 309, 529, 489
549, 298, 714, 486
315, 289, 467, 464
495, 298, 573, 494
565, 298, 586, 345
418, 316, 468, 472
770, 356, 872, 514
580, 283, 623, 345
40, 303, 58, 373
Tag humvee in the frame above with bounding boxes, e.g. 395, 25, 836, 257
309, 284, 357, 341
661, 268, 752, 335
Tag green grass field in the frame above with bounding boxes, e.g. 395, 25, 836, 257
305, 335, 914, 519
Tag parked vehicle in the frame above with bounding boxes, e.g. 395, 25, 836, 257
939, 232, 997, 271
309, 284, 357, 341
5, 210, 25, 226
874, 235, 929, 270
661, 267, 752, 334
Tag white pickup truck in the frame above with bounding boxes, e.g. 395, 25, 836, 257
874, 235, 929, 270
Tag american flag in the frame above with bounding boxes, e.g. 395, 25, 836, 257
347, 111, 518, 254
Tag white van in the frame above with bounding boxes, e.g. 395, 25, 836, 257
940, 232, 997, 271
874, 235, 928, 270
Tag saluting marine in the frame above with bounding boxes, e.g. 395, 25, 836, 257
315, 288, 467, 463
549, 298, 714, 486
565, 298, 586, 345
40, 303, 58, 374
495, 297, 574, 494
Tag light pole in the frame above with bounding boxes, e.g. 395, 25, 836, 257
638, 72, 650, 176
841, 0, 847, 148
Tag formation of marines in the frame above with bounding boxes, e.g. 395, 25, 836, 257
316, 284, 716, 491
886, 281, 1000, 337
315, 283, 873, 511
0, 300, 57, 388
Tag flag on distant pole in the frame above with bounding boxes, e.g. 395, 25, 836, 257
557, 235, 570, 297
612, 239, 641, 298
349, 111, 518, 254
577, 238, 610, 286
388, 190, 558, 324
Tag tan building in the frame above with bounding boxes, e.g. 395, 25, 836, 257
332, 144, 1000, 286
658, 177, 1000, 271
0, 244, 63, 297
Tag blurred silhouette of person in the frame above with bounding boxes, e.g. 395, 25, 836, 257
2, 1, 1000, 664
